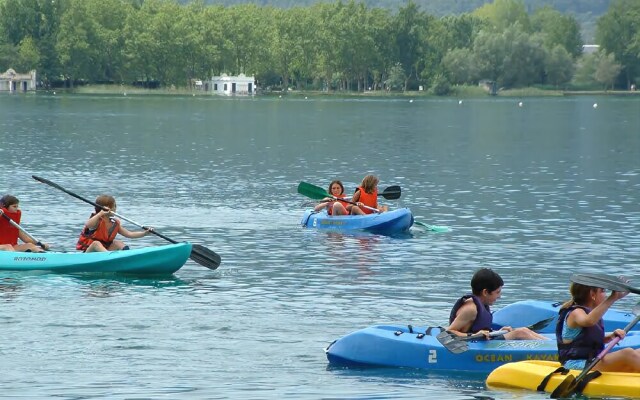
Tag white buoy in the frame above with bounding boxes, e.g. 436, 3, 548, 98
409, 99, 413, 103
518, 101, 523, 107
593, 103, 598, 108
458, 100, 463, 105
305, 96, 308, 100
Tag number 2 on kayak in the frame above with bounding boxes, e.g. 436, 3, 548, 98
428, 349, 437, 364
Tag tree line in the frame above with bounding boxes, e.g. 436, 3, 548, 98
0, 0, 637, 93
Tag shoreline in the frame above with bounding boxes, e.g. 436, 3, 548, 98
22, 84, 640, 98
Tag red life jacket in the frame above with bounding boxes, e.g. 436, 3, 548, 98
356, 186, 378, 215
76, 215, 120, 251
0, 207, 21, 245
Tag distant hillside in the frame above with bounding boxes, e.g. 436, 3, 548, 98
191, 0, 611, 42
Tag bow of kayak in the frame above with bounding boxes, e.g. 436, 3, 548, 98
487, 360, 640, 398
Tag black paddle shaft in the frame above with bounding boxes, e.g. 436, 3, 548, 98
32, 175, 221, 269
33, 175, 167, 238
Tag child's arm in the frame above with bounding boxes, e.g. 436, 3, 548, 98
85, 210, 110, 230
118, 225, 153, 239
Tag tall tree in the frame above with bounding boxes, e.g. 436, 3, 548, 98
0, 0, 65, 83
596, 0, 640, 88
545, 44, 574, 87
474, 0, 530, 33
391, 1, 429, 90
594, 52, 622, 90
531, 6, 583, 58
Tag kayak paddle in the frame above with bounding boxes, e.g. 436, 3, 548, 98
297, 181, 401, 201
32, 175, 221, 270
570, 273, 640, 295
550, 301, 640, 398
413, 220, 450, 233
0, 212, 48, 250
437, 316, 555, 354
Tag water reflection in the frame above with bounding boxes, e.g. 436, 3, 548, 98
0, 277, 23, 301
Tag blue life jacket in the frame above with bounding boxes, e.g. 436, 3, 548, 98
555, 304, 604, 364
449, 294, 493, 333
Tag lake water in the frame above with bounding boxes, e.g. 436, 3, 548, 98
0, 92, 639, 399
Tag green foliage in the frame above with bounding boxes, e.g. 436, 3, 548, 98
545, 45, 574, 87
385, 63, 405, 91
596, 0, 640, 88
441, 48, 477, 85
594, 52, 622, 90
474, 0, 531, 33
429, 74, 450, 95
531, 6, 582, 58
0, 0, 627, 92
572, 53, 599, 88
17, 36, 40, 70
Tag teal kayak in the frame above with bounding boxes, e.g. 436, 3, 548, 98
300, 208, 413, 234
0, 242, 192, 274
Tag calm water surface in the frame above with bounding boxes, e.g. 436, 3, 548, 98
1, 93, 639, 399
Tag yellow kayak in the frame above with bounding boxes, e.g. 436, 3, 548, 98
486, 360, 640, 398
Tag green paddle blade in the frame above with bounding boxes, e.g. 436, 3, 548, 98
414, 220, 450, 233
297, 182, 330, 200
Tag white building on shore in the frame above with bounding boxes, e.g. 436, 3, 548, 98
0, 69, 37, 92
211, 73, 256, 95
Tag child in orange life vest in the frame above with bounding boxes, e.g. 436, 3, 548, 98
314, 180, 351, 216
349, 175, 388, 215
0, 194, 49, 252
76, 195, 153, 252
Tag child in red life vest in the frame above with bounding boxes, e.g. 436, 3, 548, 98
76, 195, 153, 252
0, 194, 49, 252
314, 180, 351, 216
350, 175, 388, 215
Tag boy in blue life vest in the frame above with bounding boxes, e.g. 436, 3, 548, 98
446, 268, 548, 340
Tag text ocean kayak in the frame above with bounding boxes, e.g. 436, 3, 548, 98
325, 324, 640, 373
492, 300, 634, 333
487, 360, 640, 398
0, 242, 192, 274
300, 208, 413, 234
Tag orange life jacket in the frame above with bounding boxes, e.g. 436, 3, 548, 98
76, 215, 120, 251
0, 207, 21, 245
356, 186, 378, 215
